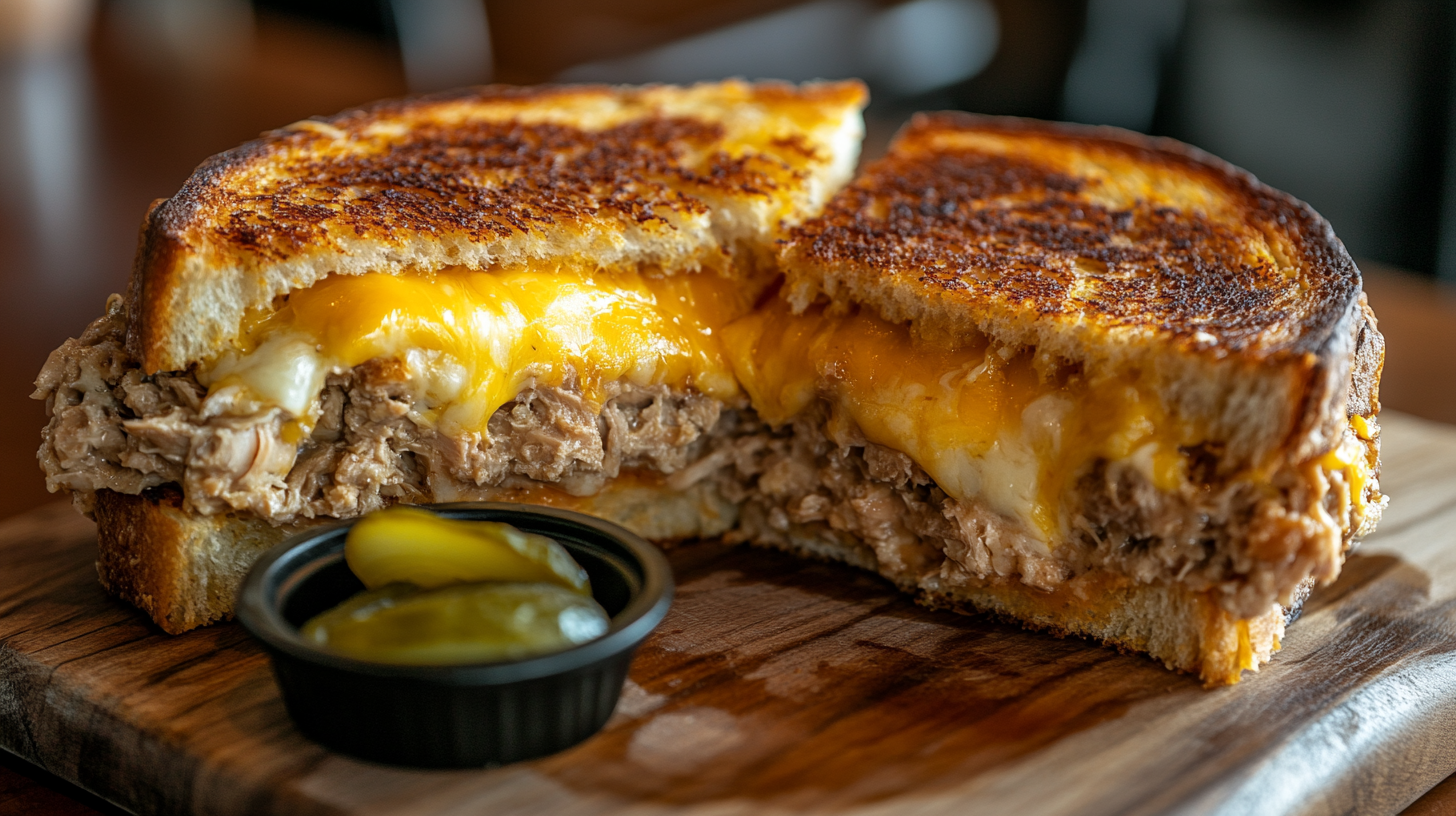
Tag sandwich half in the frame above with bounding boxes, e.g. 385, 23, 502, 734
35, 80, 868, 632
720, 113, 1384, 684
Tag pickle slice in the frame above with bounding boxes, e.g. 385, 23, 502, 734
301, 582, 610, 665
344, 507, 590, 595
299, 582, 419, 646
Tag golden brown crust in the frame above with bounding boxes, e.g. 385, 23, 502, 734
94, 487, 197, 634
90, 477, 738, 634
1348, 295, 1384, 418
94, 488, 302, 634
125, 80, 868, 372
926, 577, 1288, 688
780, 112, 1382, 469
746, 521, 1288, 686
784, 111, 1361, 362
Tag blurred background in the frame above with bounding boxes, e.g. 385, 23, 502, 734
0, 0, 1453, 519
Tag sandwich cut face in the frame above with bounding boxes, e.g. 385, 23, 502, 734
35, 80, 870, 633
35, 88, 1384, 685
737, 113, 1384, 683
63, 78, 864, 516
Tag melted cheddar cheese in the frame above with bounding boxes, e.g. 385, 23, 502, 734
199, 268, 1237, 547
720, 299, 1192, 541
1318, 415, 1381, 530
201, 266, 754, 434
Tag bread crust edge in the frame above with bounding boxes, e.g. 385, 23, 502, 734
91, 477, 741, 635
742, 523, 1293, 686
94, 488, 301, 634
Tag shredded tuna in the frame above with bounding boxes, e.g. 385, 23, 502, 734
36, 301, 1370, 619
35, 306, 732, 525
721, 402, 1363, 619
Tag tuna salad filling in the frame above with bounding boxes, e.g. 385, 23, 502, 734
37, 296, 1379, 619
36, 297, 731, 525
715, 401, 1373, 619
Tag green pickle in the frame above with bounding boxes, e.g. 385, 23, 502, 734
344, 506, 590, 595
301, 582, 610, 665
300, 508, 613, 664
302, 581, 419, 636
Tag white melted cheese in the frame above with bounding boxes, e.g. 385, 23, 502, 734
722, 299, 1192, 544
196, 266, 755, 434
202, 334, 329, 420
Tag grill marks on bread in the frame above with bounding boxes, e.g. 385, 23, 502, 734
787, 112, 1359, 358
212, 116, 788, 260
128, 81, 868, 373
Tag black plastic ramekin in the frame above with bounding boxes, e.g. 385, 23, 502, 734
236, 502, 673, 768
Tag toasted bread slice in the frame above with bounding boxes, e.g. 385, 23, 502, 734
781, 113, 1380, 472
128, 80, 867, 373
95, 476, 739, 633
94, 487, 307, 633
733, 516, 1299, 687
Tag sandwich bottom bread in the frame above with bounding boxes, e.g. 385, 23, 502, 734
85, 403, 1297, 686
36, 94, 1384, 686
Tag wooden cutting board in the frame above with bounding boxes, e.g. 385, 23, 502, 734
3, 412, 1456, 816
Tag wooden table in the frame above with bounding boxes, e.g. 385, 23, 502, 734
0, 416, 1453, 815
2, 8, 1456, 815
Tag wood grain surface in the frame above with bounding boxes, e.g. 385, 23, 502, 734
1, 411, 1455, 816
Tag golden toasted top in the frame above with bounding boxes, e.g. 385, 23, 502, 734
783, 112, 1362, 362
162, 81, 865, 260
128, 80, 867, 372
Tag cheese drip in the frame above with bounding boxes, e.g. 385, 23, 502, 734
720, 299, 1191, 542
202, 266, 754, 434
1319, 414, 1382, 530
